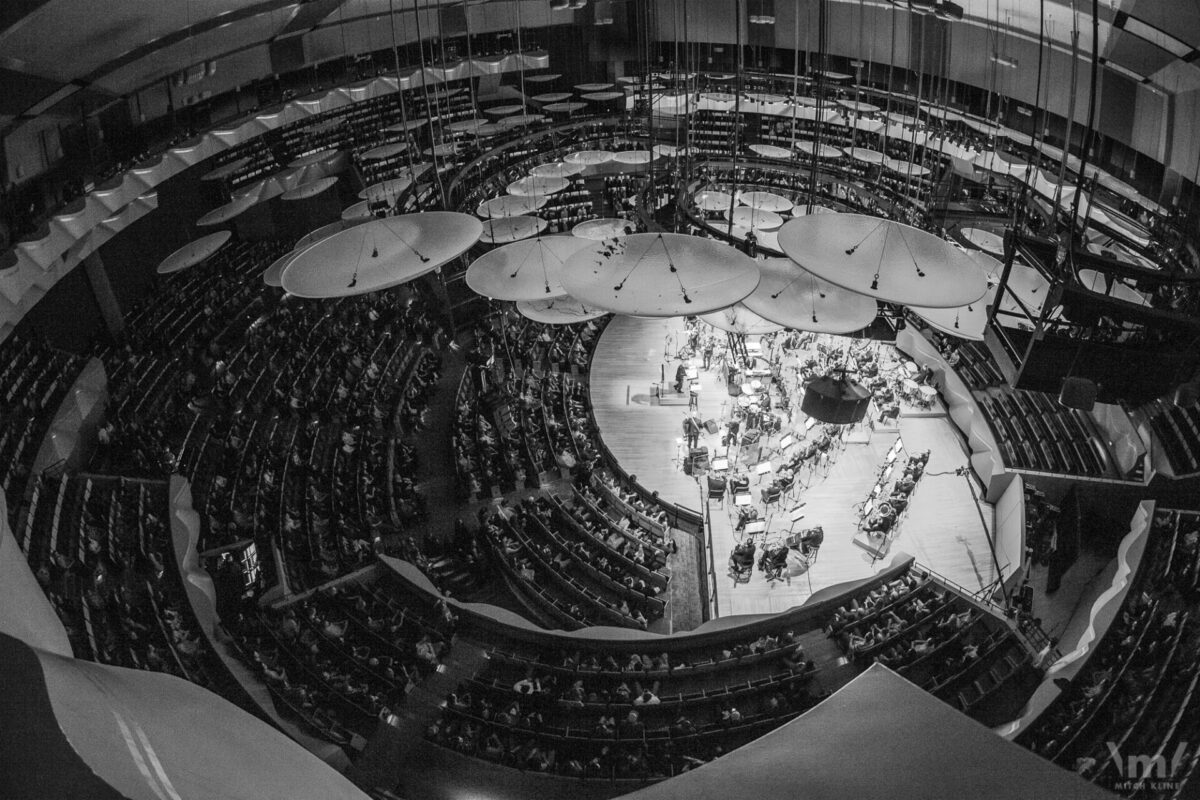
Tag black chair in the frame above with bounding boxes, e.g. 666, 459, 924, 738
707, 475, 727, 506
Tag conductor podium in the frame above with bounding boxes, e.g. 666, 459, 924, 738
654, 383, 692, 406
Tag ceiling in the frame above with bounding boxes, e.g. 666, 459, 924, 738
1, 0, 1199, 132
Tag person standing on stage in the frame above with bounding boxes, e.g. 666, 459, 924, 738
684, 415, 701, 450
675, 362, 687, 393
703, 340, 714, 370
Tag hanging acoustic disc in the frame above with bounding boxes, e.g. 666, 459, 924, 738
516, 294, 608, 324
795, 140, 843, 159
280, 176, 338, 201
725, 207, 784, 231
359, 177, 413, 203
341, 200, 375, 223
478, 215, 548, 245
777, 214, 988, 308
845, 147, 887, 165
694, 190, 734, 212
572, 218, 636, 240
197, 195, 255, 226
477, 195, 549, 218
281, 212, 481, 299
741, 258, 878, 334
699, 303, 785, 335
749, 143, 792, 160
361, 142, 409, 161
466, 235, 594, 300
563, 150, 615, 166
507, 176, 570, 196
530, 162, 586, 178
738, 191, 793, 213
561, 232, 761, 317
157, 232, 231, 274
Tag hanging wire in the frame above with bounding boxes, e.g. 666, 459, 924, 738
411, 0, 450, 208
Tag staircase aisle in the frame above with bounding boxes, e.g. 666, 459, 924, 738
410, 338, 469, 547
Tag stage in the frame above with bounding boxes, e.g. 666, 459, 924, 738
589, 315, 1003, 619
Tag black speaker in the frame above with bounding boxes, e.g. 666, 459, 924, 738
1059, 377, 1097, 411
801, 375, 872, 424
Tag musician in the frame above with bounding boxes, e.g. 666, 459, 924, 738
744, 230, 758, 258
703, 340, 715, 370
674, 361, 687, 393
683, 414, 701, 450
863, 503, 897, 535
725, 417, 741, 445
799, 525, 824, 556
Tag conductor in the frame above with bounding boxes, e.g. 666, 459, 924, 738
674, 361, 687, 393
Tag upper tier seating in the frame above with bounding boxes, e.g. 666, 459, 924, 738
1018, 509, 1200, 788
0, 332, 86, 524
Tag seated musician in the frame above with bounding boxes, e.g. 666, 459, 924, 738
863, 504, 897, 534
798, 526, 824, 555
735, 505, 758, 532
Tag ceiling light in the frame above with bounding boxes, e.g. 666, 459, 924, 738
990, 53, 1018, 68
749, 0, 775, 24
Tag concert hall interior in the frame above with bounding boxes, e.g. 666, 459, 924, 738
5, 2, 1200, 799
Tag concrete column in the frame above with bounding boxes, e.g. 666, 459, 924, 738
81, 251, 125, 337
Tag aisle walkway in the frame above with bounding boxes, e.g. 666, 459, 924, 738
412, 339, 469, 546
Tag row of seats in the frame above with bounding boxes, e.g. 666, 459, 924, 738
17, 475, 227, 690
483, 498, 655, 630
948, 340, 1006, 390
1142, 396, 1200, 476
452, 314, 607, 499
426, 560, 982, 783
1018, 509, 1200, 785
227, 570, 458, 747
828, 569, 1033, 723
0, 333, 86, 524
978, 389, 1110, 477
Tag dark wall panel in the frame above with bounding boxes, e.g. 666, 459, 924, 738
1098, 71, 1136, 148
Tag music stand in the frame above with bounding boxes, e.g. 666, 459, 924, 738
734, 492, 752, 506
787, 505, 808, 531
711, 458, 730, 471
780, 434, 796, 450
754, 460, 773, 484
745, 520, 767, 537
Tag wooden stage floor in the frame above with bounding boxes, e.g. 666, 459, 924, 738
590, 315, 1002, 621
